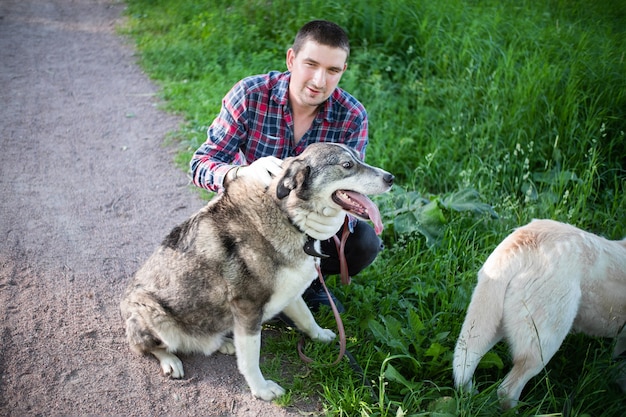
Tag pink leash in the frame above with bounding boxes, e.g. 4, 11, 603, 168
333, 217, 352, 286
297, 218, 351, 365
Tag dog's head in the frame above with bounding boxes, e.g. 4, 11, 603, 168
273, 143, 394, 235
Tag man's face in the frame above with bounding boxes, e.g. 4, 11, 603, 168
286, 40, 348, 110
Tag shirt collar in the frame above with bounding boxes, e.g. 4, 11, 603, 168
316, 92, 336, 123
272, 72, 290, 107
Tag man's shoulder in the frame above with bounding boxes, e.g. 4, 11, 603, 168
238, 71, 288, 94
330, 87, 367, 118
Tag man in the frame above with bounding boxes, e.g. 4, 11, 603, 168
190, 20, 382, 312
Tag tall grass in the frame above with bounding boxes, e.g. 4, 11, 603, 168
121, 0, 626, 415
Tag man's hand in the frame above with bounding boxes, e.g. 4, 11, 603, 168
303, 206, 346, 240
238, 156, 283, 186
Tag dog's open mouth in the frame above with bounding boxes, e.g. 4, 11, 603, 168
332, 190, 384, 235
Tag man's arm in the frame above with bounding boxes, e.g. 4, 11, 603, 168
190, 81, 249, 192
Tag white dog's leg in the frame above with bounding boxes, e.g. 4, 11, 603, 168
151, 349, 184, 379
234, 327, 285, 401
498, 353, 546, 409
613, 325, 626, 392
498, 301, 577, 409
282, 296, 335, 342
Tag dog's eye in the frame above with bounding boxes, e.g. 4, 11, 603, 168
342, 161, 353, 169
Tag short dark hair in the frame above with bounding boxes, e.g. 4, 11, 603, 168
292, 20, 350, 59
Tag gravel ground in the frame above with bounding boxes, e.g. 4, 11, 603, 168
0, 1, 321, 415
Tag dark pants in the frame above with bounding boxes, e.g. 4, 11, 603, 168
319, 219, 384, 277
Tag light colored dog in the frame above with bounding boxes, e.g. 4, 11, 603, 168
120, 143, 393, 401
453, 219, 626, 409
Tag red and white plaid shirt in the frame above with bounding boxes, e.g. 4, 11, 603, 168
190, 70, 368, 192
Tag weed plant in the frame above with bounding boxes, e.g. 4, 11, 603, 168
121, 0, 626, 415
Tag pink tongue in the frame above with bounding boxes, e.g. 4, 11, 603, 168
342, 191, 384, 235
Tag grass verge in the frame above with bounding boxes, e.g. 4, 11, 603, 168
120, 0, 626, 415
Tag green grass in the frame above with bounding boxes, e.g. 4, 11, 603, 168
120, 0, 626, 415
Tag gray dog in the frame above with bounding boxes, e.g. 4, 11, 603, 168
120, 143, 393, 401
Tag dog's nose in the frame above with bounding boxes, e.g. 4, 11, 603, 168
384, 173, 394, 186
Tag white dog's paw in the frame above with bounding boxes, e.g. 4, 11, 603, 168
251, 379, 286, 401
311, 327, 336, 343
218, 337, 236, 355
153, 351, 184, 379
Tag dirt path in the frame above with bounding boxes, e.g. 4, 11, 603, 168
0, 1, 320, 415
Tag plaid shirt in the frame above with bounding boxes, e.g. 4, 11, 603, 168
190, 70, 368, 192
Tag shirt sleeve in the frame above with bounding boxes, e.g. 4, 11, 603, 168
190, 81, 248, 192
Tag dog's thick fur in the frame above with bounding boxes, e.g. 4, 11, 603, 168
120, 143, 393, 401
453, 219, 626, 409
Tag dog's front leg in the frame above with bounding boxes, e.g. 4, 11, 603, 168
233, 324, 285, 401
282, 296, 335, 342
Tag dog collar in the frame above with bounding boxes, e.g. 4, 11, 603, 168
303, 236, 329, 258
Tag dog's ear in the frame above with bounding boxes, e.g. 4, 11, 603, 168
276, 161, 310, 199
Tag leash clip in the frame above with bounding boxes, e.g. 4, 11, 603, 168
303, 236, 329, 258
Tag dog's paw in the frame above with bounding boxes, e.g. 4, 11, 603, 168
218, 337, 236, 355
251, 379, 286, 401
311, 327, 335, 343
158, 353, 184, 379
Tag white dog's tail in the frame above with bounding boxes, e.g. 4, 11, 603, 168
453, 263, 509, 392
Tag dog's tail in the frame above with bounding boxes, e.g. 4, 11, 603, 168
453, 247, 512, 392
